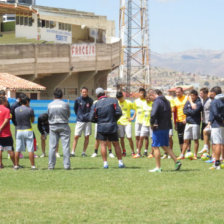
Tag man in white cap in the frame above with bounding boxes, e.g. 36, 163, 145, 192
89, 87, 125, 168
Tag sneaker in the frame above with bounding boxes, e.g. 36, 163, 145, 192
175, 161, 182, 171
48, 167, 54, 170
131, 152, 136, 157
148, 153, 154, 159
119, 163, 125, 168
168, 155, 171, 159
177, 155, 185, 160
206, 159, 215, 163
209, 165, 221, 170
40, 153, 46, 158
81, 152, 87, 157
19, 153, 24, 159
104, 164, 109, 169
56, 153, 61, 158
199, 147, 208, 154
0, 164, 4, 169
31, 166, 37, 170
149, 167, 162, 173
162, 154, 168, 159
70, 153, 75, 157
14, 165, 20, 170
192, 156, 197, 160
64, 167, 71, 170
109, 153, 115, 158
133, 153, 141, 158
34, 154, 39, 158
143, 151, 148, 157
122, 151, 126, 157
91, 153, 98, 158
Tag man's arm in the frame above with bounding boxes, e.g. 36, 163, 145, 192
89, 103, 97, 123
114, 100, 122, 121
150, 101, 159, 127
74, 99, 79, 115
30, 109, 35, 123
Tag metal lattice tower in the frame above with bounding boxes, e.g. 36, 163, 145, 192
119, 0, 150, 95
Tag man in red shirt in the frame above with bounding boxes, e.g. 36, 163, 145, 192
0, 96, 15, 168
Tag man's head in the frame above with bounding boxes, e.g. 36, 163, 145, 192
145, 93, 151, 103
0, 96, 7, 106
190, 89, 198, 102
210, 86, 222, 99
200, 87, 208, 100
20, 96, 28, 105
175, 87, 184, 98
18, 93, 26, 102
53, 88, 63, 99
0, 90, 6, 97
148, 89, 161, 101
95, 87, 105, 98
139, 87, 146, 99
81, 87, 88, 98
116, 91, 124, 102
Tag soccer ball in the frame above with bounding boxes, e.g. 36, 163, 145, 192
201, 153, 210, 161
185, 152, 194, 160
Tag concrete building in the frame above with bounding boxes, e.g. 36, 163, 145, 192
0, 2, 120, 99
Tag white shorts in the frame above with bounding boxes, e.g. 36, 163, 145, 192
184, 124, 200, 140
118, 124, 132, 138
75, 122, 92, 137
169, 129, 173, 136
16, 130, 34, 153
94, 124, 97, 139
135, 123, 143, 137
211, 127, 224, 145
0, 146, 12, 151
140, 126, 152, 138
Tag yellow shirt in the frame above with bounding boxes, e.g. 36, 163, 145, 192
133, 98, 146, 124
142, 101, 153, 127
117, 100, 133, 126
174, 95, 188, 122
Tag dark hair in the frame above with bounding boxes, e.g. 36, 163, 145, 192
97, 92, 105, 98
42, 113, 48, 121
190, 89, 198, 96
139, 87, 146, 97
210, 86, 222, 95
54, 88, 63, 99
18, 93, 26, 100
0, 96, 6, 105
200, 87, 208, 94
116, 91, 123, 99
20, 96, 28, 105
176, 87, 184, 92
81, 87, 88, 91
0, 90, 6, 96
26, 96, 30, 103
155, 89, 163, 96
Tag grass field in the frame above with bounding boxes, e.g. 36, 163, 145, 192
0, 124, 224, 224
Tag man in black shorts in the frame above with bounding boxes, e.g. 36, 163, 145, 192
89, 88, 125, 169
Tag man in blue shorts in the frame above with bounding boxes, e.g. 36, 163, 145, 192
148, 89, 182, 172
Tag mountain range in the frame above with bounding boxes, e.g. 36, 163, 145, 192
151, 49, 224, 77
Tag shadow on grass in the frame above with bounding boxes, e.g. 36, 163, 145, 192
163, 169, 200, 173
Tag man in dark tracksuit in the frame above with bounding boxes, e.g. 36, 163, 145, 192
149, 89, 181, 172
89, 87, 125, 169
71, 87, 93, 157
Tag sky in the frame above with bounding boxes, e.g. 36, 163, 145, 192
36, 0, 224, 54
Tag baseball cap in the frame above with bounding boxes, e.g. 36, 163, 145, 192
95, 87, 105, 96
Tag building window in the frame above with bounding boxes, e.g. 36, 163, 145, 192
19, 16, 24, 25
38, 18, 41, 27
28, 17, 33, 26
50, 21, 55, 29
68, 24, 72, 31
30, 93, 37, 100
16, 16, 20, 25
24, 16, 28, 26
46, 20, 50, 28
41, 20, 46, 28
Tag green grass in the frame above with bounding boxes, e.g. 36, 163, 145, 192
0, 124, 224, 224
0, 32, 52, 44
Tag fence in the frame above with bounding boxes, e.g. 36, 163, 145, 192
8, 98, 77, 124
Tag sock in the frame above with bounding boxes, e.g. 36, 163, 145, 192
215, 160, 220, 167
144, 149, 148, 152
181, 153, 184, 157
123, 149, 126, 153
194, 154, 197, 157
109, 149, 112, 154
204, 145, 208, 149
71, 151, 75, 155
118, 160, 123, 165
94, 149, 98, 154
104, 161, 108, 166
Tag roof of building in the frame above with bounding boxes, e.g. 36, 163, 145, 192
0, 73, 46, 91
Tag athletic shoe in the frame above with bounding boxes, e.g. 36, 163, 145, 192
70, 153, 75, 157
177, 155, 185, 160
133, 153, 141, 158
122, 151, 126, 157
64, 167, 71, 170
104, 164, 109, 169
149, 167, 162, 173
168, 155, 171, 159
20, 153, 24, 159
143, 151, 148, 157
48, 167, 54, 170
199, 147, 208, 154
31, 166, 37, 170
0, 164, 4, 169
148, 153, 154, 159
119, 163, 125, 168
81, 152, 87, 157
40, 154, 46, 158
175, 161, 182, 171
209, 165, 221, 170
192, 156, 197, 160
131, 152, 136, 157
161, 154, 168, 159
109, 153, 115, 158
206, 159, 215, 163
91, 153, 98, 158
34, 154, 39, 158
56, 153, 61, 158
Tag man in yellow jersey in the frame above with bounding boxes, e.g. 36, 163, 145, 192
137, 92, 153, 157
116, 91, 135, 156
173, 87, 188, 152
132, 88, 148, 158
